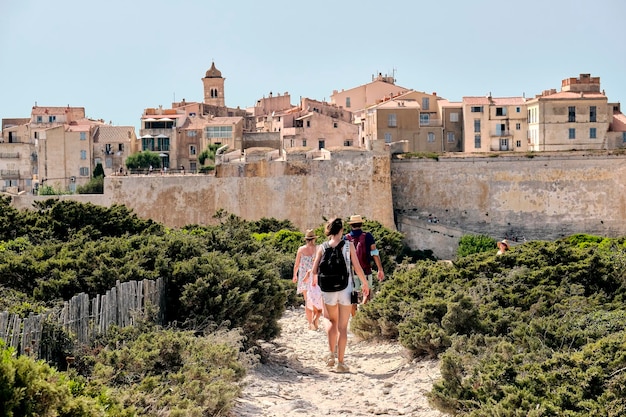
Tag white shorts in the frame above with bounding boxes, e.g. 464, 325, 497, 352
321, 282, 353, 306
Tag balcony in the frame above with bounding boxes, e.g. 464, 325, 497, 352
491, 130, 511, 137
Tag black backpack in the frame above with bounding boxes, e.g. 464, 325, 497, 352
318, 240, 349, 292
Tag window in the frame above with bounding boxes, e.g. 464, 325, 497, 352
318, 139, 325, 150
36, 116, 42, 123
345, 97, 351, 108
105, 144, 112, 154
516, 123, 521, 130
105, 157, 112, 168
302, 139, 307, 146
496, 124, 506, 136
384, 133, 392, 143
450, 112, 459, 122
157, 137, 170, 151
142, 137, 155, 151
569, 128, 576, 139
187, 130, 197, 137
496, 107, 507, 116
471, 106, 483, 113
388, 114, 397, 127
118, 143, 124, 152
422, 97, 430, 110
333, 122, 338, 128
474, 119, 481, 133
306, 120, 311, 127
590, 128, 596, 139
623, 132, 626, 143
568, 106, 576, 122
80, 132, 86, 140
205, 126, 232, 138
49, 116, 56, 122
190, 145, 197, 155
80, 150, 87, 160
516, 140, 521, 147
447, 132, 455, 142
79, 167, 89, 176
590, 106, 596, 122
344, 139, 352, 146
474, 135, 481, 149
420, 113, 430, 126
427, 132, 435, 142
516, 107, 521, 113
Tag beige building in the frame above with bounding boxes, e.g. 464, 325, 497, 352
277, 97, 357, 149
361, 90, 445, 152
93, 125, 135, 176
1, 106, 126, 193
38, 119, 105, 192
0, 118, 34, 193
526, 74, 610, 152
462, 95, 527, 152
439, 100, 464, 152
608, 103, 626, 149
330, 73, 410, 114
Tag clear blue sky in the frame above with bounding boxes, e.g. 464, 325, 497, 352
1, 0, 624, 131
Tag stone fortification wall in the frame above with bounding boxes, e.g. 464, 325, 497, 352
11, 149, 394, 232
392, 153, 626, 258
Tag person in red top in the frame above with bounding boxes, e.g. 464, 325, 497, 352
344, 215, 384, 314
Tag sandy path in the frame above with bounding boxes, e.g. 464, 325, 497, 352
231, 307, 450, 416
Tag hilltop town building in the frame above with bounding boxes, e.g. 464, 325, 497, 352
462, 96, 528, 152
526, 74, 615, 151
0, 106, 134, 194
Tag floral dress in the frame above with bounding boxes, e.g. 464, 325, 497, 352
306, 280, 323, 311
297, 254, 314, 294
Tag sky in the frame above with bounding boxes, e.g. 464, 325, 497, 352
1, 0, 624, 131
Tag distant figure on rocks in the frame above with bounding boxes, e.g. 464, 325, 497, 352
497, 239, 510, 255
293, 229, 318, 328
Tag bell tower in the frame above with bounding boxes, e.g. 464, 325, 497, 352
202, 61, 225, 107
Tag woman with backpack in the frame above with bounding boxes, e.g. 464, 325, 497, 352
311, 217, 370, 373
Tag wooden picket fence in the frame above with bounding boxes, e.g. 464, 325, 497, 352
0, 278, 165, 360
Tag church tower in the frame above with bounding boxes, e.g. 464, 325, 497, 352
202, 61, 225, 107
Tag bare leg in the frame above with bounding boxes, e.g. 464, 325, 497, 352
336, 304, 352, 364
324, 303, 339, 357
302, 290, 313, 326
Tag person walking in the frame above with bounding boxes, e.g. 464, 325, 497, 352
312, 217, 369, 373
345, 214, 384, 314
293, 229, 318, 328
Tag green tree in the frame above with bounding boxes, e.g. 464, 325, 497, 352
93, 162, 105, 179
125, 151, 161, 170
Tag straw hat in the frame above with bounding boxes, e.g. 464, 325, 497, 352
304, 229, 317, 240
498, 239, 509, 249
348, 214, 364, 224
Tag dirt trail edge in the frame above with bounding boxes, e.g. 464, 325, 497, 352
231, 307, 450, 417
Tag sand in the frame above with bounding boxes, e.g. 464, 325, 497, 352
231, 306, 450, 416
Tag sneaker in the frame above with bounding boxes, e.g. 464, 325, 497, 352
335, 362, 349, 373
326, 353, 335, 367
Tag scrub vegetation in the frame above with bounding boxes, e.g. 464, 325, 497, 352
1, 195, 624, 416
